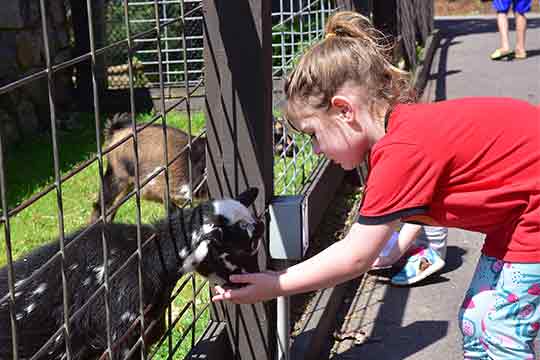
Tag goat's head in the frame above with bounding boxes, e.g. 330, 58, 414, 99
177, 188, 264, 285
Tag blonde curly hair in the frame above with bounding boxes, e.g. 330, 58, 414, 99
284, 11, 416, 123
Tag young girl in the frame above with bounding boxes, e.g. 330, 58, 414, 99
212, 11, 540, 358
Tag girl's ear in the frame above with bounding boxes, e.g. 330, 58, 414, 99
331, 95, 354, 123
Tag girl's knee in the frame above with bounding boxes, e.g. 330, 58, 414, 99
459, 290, 497, 357
481, 317, 537, 359
460, 302, 484, 356
480, 292, 540, 359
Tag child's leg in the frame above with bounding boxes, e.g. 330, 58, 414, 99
482, 261, 540, 359
415, 226, 448, 259
459, 255, 500, 358
459, 255, 540, 359
515, 12, 528, 55
494, 0, 511, 51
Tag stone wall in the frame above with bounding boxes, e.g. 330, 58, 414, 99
0, 0, 73, 149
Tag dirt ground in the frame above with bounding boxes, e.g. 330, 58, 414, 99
435, 0, 540, 16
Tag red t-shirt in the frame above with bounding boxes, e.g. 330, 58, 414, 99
358, 97, 540, 262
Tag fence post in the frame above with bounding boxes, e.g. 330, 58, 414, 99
336, 0, 372, 16
372, 0, 406, 67
69, 0, 107, 108
372, 0, 397, 42
203, 0, 274, 359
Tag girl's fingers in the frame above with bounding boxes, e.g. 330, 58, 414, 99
212, 284, 261, 304
212, 272, 278, 303
212, 285, 232, 301
229, 273, 259, 283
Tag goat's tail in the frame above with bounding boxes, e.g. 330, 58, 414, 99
105, 113, 132, 139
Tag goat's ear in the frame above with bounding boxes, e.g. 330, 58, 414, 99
235, 187, 258, 207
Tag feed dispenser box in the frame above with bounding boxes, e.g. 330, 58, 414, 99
269, 195, 308, 260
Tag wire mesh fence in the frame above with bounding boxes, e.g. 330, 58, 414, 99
96, 0, 338, 198
103, 0, 203, 89
0, 0, 208, 358
0, 1, 436, 358
0, 0, 343, 358
271, 0, 341, 196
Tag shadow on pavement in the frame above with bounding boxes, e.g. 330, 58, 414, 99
327, 246, 468, 359
520, 48, 540, 59
436, 16, 540, 37
333, 320, 449, 359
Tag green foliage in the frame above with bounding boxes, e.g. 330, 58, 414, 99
274, 134, 321, 195
0, 109, 319, 358
0, 110, 209, 360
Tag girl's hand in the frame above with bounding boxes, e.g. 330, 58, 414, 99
370, 256, 393, 270
212, 271, 282, 304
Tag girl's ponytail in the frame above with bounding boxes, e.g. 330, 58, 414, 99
285, 11, 416, 122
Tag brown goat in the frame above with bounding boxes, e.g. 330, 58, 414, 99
90, 113, 207, 223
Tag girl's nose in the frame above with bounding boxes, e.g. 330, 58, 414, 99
311, 136, 321, 155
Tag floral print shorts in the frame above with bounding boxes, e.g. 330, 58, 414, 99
459, 255, 540, 359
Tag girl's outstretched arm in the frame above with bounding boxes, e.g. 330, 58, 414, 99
212, 220, 399, 304
371, 223, 422, 268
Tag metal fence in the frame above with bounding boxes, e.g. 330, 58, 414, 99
0, 0, 208, 358
90, 0, 338, 198
271, 0, 339, 196
0, 1, 434, 359
103, 0, 203, 89
0, 1, 341, 359
101, 0, 337, 91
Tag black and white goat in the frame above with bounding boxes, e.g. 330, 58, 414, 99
0, 188, 263, 359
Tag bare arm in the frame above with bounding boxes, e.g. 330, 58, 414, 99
370, 223, 423, 268
279, 221, 398, 294
382, 223, 422, 264
212, 220, 399, 304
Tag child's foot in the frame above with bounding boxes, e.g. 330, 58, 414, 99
391, 247, 445, 286
514, 49, 527, 60
490, 48, 514, 61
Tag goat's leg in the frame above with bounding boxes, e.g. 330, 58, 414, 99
105, 184, 131, 223
89, 167, 125, 224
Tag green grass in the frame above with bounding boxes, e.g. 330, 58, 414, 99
0, 110, 208, 359
151, 276, 211, 359
0, 109, 317, 358
274, 133, 320, 195
1, 111, 206, 265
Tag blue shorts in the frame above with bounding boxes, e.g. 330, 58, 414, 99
493, 0, 532, 13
